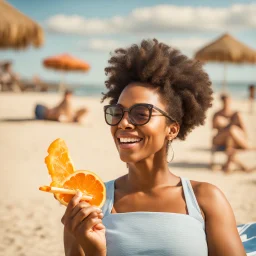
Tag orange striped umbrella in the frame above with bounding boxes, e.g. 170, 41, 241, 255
43, 54, 90, 72
42, 54, 90, 92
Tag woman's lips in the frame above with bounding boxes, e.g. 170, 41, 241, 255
117, 138, 143, 149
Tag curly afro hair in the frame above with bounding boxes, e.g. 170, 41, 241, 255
102, 39, 213, 140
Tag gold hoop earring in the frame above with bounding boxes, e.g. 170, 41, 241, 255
167, 140, 174, 164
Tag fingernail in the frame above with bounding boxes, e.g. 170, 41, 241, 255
96, 207, 102, 212
77, 191, 82, 197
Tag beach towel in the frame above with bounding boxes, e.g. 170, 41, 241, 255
238, 222, 256, 255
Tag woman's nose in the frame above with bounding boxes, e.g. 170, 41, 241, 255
118, 112, 134, 129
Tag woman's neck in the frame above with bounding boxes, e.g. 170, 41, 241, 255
125, 160, 178, 192
222, 105, 232, 114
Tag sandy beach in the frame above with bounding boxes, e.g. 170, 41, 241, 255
0, 92, 255, 256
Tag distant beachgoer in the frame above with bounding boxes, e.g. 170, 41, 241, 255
34, 90, 87, 123
0, 62, 20, 92
212, 94, 253, 172
61, 39, 246, 256
248, 84, 255, 114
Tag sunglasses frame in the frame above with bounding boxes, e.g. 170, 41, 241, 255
104, 103, 176, 126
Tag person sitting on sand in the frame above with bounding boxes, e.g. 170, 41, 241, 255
35, 90, 87, 123
0, 62, 20, 92
212, 94, 253, 173
61, 39, 246, 256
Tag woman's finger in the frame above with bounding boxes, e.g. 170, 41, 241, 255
70, 201, 91, 219
93, 222, 105, 231
70, 207, 102, 232
98, 212, 104, 219
61, 192, 82, 224
81, 217, 103, 232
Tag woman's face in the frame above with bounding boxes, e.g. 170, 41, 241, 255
110, 82, 175, 164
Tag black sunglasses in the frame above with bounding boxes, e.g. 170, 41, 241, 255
104, 103, 176, 126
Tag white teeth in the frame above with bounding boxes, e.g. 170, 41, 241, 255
120, 138, 141, 143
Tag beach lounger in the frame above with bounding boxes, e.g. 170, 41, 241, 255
238, 222, 256, 255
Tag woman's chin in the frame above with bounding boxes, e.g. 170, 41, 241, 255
119, 156, 133, 163
119, 153, 139, 164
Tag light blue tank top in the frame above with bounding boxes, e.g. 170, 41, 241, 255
102, 177, 208, 256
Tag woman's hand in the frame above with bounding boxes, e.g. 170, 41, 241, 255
62, 192, 107, 256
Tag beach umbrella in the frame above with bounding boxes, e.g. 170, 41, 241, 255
42, 54, 90, 91
0, 0, 44, 49
194, 33, 256, 91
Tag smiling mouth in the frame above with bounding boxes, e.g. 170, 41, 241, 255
118, 138, 143, 144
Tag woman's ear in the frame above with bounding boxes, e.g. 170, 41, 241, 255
168, 123, 180, 140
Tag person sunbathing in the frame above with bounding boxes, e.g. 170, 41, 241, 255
212, 94, 254, 172
35, 90, 87, 123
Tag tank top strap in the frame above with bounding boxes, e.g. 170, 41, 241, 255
101, 179, 115, 217
181, 177, 205, 229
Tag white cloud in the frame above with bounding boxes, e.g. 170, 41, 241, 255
46, 4, 256, 35
78, 37, 210, 53
78, 39, 122, 52
165, 38, 210, 51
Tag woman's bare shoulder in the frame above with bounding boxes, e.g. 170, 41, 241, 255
190, 180, 219, 194
190, 180, 229, 216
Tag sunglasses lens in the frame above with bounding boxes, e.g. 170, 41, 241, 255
130, 105, 150, 125
105, 106, 123, 125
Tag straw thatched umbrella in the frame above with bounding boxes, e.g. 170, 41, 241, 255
194, 33, 256, 91
0, 0, 43, 49
43, 54, 90, 91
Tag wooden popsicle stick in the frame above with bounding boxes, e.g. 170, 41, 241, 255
39, 186, 93, 201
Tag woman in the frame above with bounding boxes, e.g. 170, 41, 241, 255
61, 39, 246, 255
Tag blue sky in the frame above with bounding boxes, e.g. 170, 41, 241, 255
1, 0, 256, 87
